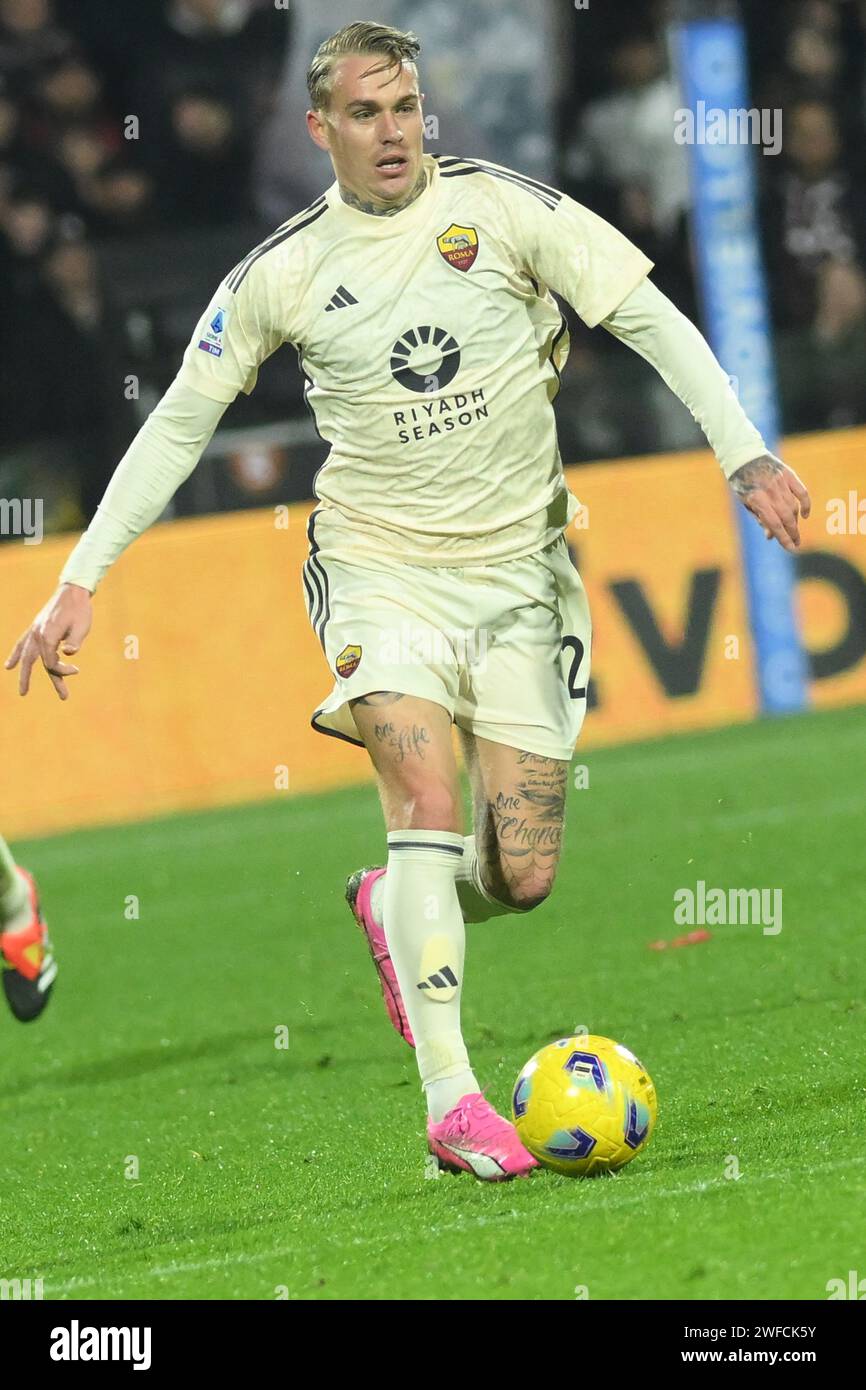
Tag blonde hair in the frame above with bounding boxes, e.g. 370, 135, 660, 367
307, 21, 421, 112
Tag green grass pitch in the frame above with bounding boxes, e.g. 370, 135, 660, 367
3, 704, 864, 1301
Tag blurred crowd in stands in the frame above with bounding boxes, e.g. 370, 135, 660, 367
1, 0, 865, 531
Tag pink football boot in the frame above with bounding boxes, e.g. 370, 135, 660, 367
345, 867, 415, 1047
428, 1092, 539, 1181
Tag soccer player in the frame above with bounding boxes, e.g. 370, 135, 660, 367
0, 835, 56, 1021
6, 23, 810, 1178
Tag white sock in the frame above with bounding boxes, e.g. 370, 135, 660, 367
0, 838, 29, 932
373, 835, 521, 926
383, 829, 479, 1123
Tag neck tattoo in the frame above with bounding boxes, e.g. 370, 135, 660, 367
339, 168, 428, 218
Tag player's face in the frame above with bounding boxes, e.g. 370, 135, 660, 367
307, 56, 424, 207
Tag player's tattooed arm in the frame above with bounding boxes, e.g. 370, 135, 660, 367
728, 454, 811, 552
338, 169, 428, 217
729, 454, 783, 493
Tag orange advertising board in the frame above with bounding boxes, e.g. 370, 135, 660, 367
1, 428, 864, 839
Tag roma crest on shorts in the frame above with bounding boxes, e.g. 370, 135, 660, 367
335, 644, 362, 678
437, 224, 479, 272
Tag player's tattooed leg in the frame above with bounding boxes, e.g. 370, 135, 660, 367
373, 718, 431, 762
351, 691, 406, 706
460, 734, 568, 910
351, 693, 462, 833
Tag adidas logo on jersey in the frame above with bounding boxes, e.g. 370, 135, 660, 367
325, 285, 359, 311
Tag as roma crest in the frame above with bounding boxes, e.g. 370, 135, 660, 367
437, 224, 479, 273
335, 643, 362, 678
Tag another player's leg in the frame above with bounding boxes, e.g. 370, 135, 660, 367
349, 691, 537, 1180
0, 834, 57, 1021
455, 733, 568, 924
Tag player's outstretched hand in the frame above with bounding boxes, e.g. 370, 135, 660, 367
728, 454, 811, 553
5, 583, 93, 699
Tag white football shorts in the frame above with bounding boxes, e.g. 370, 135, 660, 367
303, 526, 591, 762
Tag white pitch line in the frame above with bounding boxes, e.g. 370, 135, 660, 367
45, 1153, 866, 1296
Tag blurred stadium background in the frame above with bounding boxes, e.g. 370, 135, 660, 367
1, 0, 864, 836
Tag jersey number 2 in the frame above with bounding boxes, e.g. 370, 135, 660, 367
561, 636, 586, 699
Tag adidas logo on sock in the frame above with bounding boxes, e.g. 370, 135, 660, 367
325, 285, 359, 311
418, 965, 459, 991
